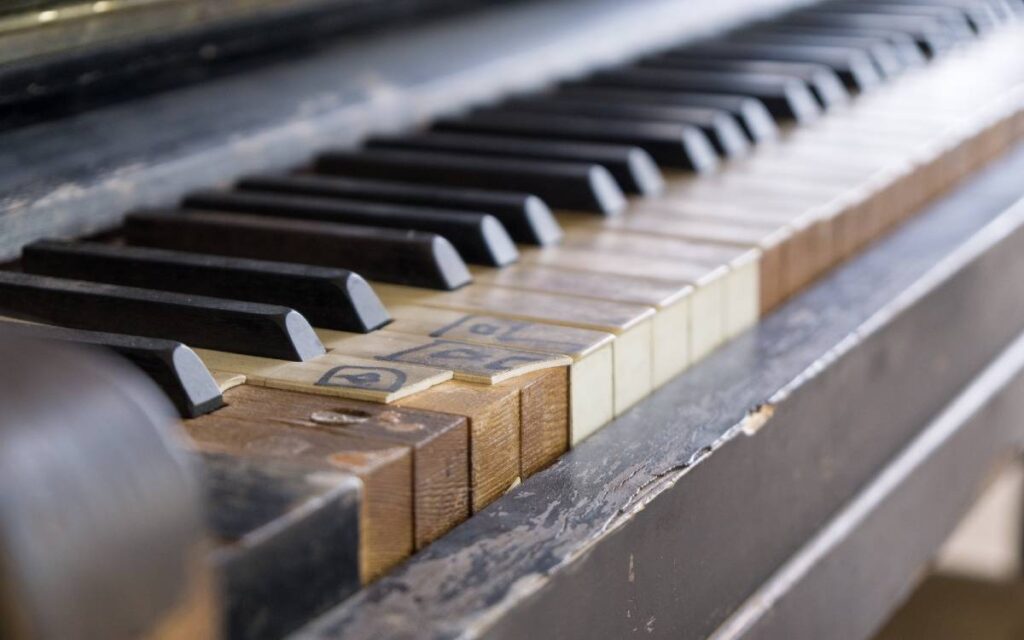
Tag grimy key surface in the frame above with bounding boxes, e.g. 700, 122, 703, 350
195, 386, 470, 554
0, 319, 223, 418
22, 240, 391, 333
0, 271, 325, 361
366, 132, 665, 196
499, 96, 751, 158
555, 85, 780, 143
183, 189, 518, 268
237, 173, 564, 246
582, 67, 822, 123
195, 349, 453, 403
314, 149, 626, 215
123, 210, 471, 290
197, 452, 362, 640
435, 109, 720, 172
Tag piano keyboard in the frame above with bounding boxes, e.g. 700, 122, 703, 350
4, 1, 1024, 637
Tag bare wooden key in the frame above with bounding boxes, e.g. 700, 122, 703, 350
195, 349, 453, 403
195, 387, 470, 553
315, 329, 571, 385
366, 132, 665, 195
182, 189, 518, 267
499, 96, 751, 158
197, 452, 361, 640
197, 441, 401, 587
0, 319, 223, 418
555, 85, 780, 143
641, 56, 850, 108
383, 304, 615, 444
22, 240, 391, 333
123, 210, 471, 290
314, 149, 626, 215
581, 67, 822, 122
237, 173, 564, 246
0, 271, 325, 361
435, 109, 720, 171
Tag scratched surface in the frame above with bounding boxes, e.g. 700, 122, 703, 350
295, 144, 1024, 639
0, 0, 811, 260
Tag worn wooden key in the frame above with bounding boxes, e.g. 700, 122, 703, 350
0, 271, 325, 361
581, 67, 822, 122
501, 95, 751, 158
195, 349, 453, 403
0, 319, 223, 418
555, 85, 780, 143
314, 148, 626, 215
22, 240, 391, 333
198, 333, 570, 503
193, 388, 470, 557
383, 304, 615, 444
197, 452, 362, 640
366, 132, 665, 195
182, 189, 518, 267
123, 209, 471, 290
237, 173, 564, 246
374, 282, 655, 416
435, 109, 720, 172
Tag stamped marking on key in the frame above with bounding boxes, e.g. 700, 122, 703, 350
376, 339, 563, 382
316, 365, 409, 392
429, 314, 592, 353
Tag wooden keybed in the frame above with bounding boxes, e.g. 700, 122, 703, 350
3, 1, 1024, 639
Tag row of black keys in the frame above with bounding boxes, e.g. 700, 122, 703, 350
1, 0, 1015, 417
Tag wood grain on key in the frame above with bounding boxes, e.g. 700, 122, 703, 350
187, 414, 409, 583
374, 282, 655, 416
195, 349, 454, 403
315, 329, 570, 486
205, 386, 470, 551
384, 305, 614, 444
188, 393, 472, 581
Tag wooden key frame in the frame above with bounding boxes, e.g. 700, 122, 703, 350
188, 389, 471, 581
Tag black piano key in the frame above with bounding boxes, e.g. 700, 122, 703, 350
184, 189, 518, 268
781, 11, 960, 57
365, 132, 664, 196
496, 97, 751, 158
580, 67, 821, 123
733, 30, 906, 77
239, 173, 564, 245
0, 271, 325, 362
200, 452, 361, 640
0, 320, 224, 418
314, 149, 626, 215
745, 24, 927, 67
22, 240, 391, 333
822, 2, 978, 39
124, 209, 471, 291
554, 85, 779, 143
433, 110, 719, 172
639, 56, 850, 109
662, 42, 882, 93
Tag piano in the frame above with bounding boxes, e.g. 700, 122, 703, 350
2, 0, 1024, 638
